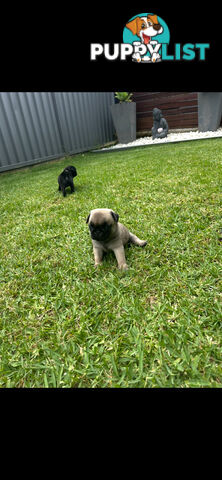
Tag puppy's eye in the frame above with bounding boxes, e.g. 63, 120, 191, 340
148, 21, 152, 26
141, 23, 146, 28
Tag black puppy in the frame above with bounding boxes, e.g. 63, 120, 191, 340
58, 166, 77, 197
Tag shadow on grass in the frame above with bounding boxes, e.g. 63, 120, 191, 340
56, 184, 86, 197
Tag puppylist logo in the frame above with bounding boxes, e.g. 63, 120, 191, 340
90, 13, 210, 62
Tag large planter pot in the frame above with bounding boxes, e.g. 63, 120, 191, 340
110, 102, 136, 144
198, 92, 222, 132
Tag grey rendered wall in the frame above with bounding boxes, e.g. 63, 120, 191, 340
0, 92, 115, 172
198, 92, 222, 132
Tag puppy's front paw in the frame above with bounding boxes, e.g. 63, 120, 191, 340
94, 262, 103, 267
118, 263, 128, 271
140, 241, 147, 247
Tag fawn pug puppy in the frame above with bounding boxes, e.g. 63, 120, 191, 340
86, 208, 147, 270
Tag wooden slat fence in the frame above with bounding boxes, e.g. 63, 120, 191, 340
132, 92, 199, 132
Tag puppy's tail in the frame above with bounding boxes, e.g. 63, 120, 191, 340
129, 232, 147, 247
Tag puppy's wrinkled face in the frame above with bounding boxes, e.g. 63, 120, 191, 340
86, 209, 119, 242
65, 166, 77, 178
89, 221, 112, 241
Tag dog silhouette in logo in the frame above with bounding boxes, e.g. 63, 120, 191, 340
126, 14, 163, 62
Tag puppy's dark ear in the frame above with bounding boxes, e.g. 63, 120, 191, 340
111, 211, 119, 223
86, 214, 90, 224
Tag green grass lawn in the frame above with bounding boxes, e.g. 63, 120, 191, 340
0, 139, 222, 388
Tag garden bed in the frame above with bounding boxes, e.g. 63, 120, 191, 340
94, 128, 222, 153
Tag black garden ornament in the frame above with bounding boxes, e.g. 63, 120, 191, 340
151, 107, 168, 140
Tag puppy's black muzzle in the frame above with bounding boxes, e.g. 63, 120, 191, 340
90, 231, 108, 241
89, 225, 111, 242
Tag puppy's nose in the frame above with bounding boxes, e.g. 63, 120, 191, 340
153, 23, 161, 31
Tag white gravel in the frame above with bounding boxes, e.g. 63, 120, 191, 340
101, 128, 222, 151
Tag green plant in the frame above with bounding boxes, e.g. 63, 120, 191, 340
114, 92, 133, 103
